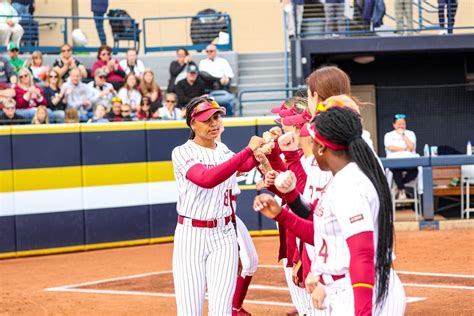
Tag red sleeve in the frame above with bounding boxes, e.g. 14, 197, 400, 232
282, 149, 307, 193
91, 61, 101, 77
238, 154, 258, 172
267, 141, 287, 172
346, 231, 375, 316
186, 147, 253, 189
274, 207, 314, 245
14, 86, 29, 109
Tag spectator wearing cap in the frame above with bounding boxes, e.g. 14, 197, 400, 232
0, 98, 26, 124
106, 97, 123, 122
92, 45, 125, 90
138, 69, 162, 112
198, 44, 234, 91
43, 69, 66, 123
156, 92, 182, 120
119, 48, 146, 79
167, 47, 197, 93
61, 68, 99, 122
7, 42, 25, 75
175, 64, 206, 108
53, 43, 88, 82
87, 67, 116, 110
0, 52, 17, 90
14, 67, 47, 121
0, 0, 24, 46
117, 73, 141, 112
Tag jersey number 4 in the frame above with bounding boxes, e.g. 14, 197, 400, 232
318, 239, 328, 263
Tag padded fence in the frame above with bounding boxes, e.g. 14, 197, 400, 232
0, 118, 276, 259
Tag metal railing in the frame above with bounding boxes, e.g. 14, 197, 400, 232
0, 14, 139, 54
143, 13, 232, 53
238, 87, 304, 117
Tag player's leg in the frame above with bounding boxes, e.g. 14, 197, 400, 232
206, 223, 239, 315
375, 269, 406, 316
283, 258, 315, 315
233, 216, 258, 313
173, 224, 207, 316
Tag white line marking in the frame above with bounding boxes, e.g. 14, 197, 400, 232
249, 285, 288, 291
397, 271, 474, 279
406, 297, 427, 303
402, 283, 474, 291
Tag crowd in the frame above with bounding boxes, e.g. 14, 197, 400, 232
0, 42, 237, 125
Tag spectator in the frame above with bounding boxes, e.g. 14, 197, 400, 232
92, 45, 125, 90
87, 67, 115, 109
324, 0, 345, 35
0, 0, 24, 46
138, 68, 162, 112
0, 53, 17, 84
283, 0, 304, 39
0, 98, 25, 124
438, 0, 458, 34
175, 64, 206, 108
384, 114, 418, 200
106, 97, 123, 122
43, 69, 66, 123
395, 0, 413, 35
136, 96, 153, 120
7, 42, 25, 75
0, 82, 15, 106
61, 68, 98, 122
91, 0, 108, 45
198, 44, 234, 91
53, 43, 88, 81
120, 104, 134, 121
64, 107, 79, 123
31, 104, 48, 124
119, 48, 145, 79
14, 67, 46, 120
156, 92, 182, 120
167, 47, 196, 93
11, 0, 33, 16
117, 73, 141, 112
29, 50, 49, 84
88, 103, 109, 123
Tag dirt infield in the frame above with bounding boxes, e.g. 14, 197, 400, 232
0, 229, 473, 315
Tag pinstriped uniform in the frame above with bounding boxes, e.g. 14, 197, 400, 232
172, 140, 238, 315
310, 162, 405, 315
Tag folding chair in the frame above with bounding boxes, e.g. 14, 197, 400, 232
461, 165, 474, 219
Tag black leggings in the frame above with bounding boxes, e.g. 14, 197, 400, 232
392, 168, 419, 190
438, 0, 458, 34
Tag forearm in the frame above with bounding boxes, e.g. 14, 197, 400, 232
283, 150, 307, 193
274, 207, 314, 245
238, 155, 258, 172
186, 147, 253, 188
267, 141, 287, 172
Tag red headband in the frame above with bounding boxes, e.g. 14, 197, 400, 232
308, 124, 348, 151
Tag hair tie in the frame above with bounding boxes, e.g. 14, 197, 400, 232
347, 135, 361, 145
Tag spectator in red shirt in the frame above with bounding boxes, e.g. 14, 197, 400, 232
14, 68, 47, 121
138, 68, 162, 112
92, 45, 125, 90
136, 96, 153, 121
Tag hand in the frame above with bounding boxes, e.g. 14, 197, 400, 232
256, 180, 266, 191
305, 272, 319, 294
254, 149, 268, 165
82, 99, 91, 107
260, 142, 275, 155
278, 131, 299, 151
311, 282, 327, 310
247, 136, 265, 152
184, 55, 191, 63
262, 131, 273, 144
7, 20, 14, 27
396, 128, 405, 135
253, 193, 282, 219
264, 170, 279, 187
269, 126, 283, 140
108, 60, 115, 68
274, 170, 296, 193
292, 261, 302, 286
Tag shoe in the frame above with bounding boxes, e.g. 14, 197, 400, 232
286, 309, 299, 316
232, 307, 252, 316
398, 189, 407, 200
439, 30, 447, 35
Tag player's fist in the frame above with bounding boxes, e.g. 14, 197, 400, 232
262, 131, 273, 144
278, 131, 299, 151
305, 272, 318, 294
260, 141, 275, 155
256, 180, 266, 191
264, 170, 279, 187
311, 282, 326, 310
274, 170, 296, 193
254, 149, 268, 165
253, 193, 282, 219
247, 136, 265, 151
269, 126, 283, 141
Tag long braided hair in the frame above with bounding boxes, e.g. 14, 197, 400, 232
184, 96, 213, 140
314, 107, 393, 307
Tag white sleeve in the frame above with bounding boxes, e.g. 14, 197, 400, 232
223, 59, 234, 78
117, 88, 127, 102
331, 187, 374, 240
172, 146, 198, 178
198, 60, 206, 72
137, 60, 146, 74
407, 130, 417, 150
119, 60, 128, 73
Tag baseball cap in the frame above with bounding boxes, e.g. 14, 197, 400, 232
191, 100, 226, 122
95, 68, 108, 77
7, 42, 19, 51
187, 64, 198, 73
282, 109, 312, 126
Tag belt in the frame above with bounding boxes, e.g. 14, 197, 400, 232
319, 274, 345, 286
178, 214, 233, 228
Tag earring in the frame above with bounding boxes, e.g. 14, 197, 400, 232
318, 149, 324, 156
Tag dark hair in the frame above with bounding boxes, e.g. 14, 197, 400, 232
97, 45, 113, 59
177, 47, 189, 56
314, 107, 393, 308
185, 96, 213, 139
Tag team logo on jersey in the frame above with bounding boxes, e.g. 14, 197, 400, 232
350, 214, 364, 223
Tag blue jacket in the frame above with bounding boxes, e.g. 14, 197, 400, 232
362, 0, 375, 22
91, 0, 108, 13
372, 0, 385, 27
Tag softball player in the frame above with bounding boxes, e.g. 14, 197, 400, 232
171, 97, 263, 315
254, 106, 406, 315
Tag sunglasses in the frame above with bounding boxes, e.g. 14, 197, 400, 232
49, 75, 58, 78
61, 48, 71, 53
142, 103, 150, 107
19, 74, 29, 79
10, 49, 19, 52
4, 107, 15, 110
122, 110, 131, 113
98, 75, 106, 79
394, 114, 406, 119
166, 100, 176, 103
206, 50, 215, 53
101, 52, 111, 56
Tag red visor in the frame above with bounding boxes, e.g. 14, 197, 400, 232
191, 100, 226, 122
282, 110, 312, 126
271, 103, 287, 114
